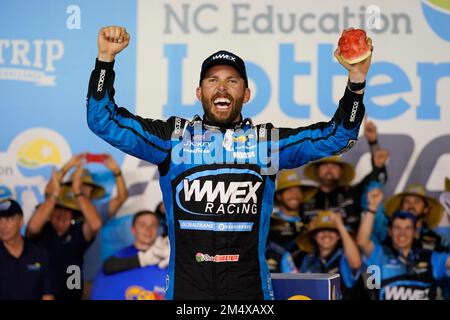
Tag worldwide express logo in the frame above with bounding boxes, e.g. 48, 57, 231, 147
175, 168, 263, 216
422, 0, 450, 41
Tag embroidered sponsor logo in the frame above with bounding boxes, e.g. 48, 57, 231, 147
349, 101, 359, 122
97, 69, 106, 92
179, 220, 253, 232
195, 252, 239, 263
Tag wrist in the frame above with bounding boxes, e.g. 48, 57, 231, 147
347, 78, 366, 92
113, 170, 122, 177
45, 192, 58, 201
366, 207, 377, 214
97, 52, 115, 63
348, 71, 366, 83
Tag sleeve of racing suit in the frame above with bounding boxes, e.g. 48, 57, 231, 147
86, 59, 173, 165
276, 87, 365, 170
102, 255, 141, 275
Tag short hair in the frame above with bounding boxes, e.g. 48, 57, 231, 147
389, 211, 417, 229
132, 210, 159, 226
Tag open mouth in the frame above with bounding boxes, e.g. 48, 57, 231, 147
213, 97, 232, 111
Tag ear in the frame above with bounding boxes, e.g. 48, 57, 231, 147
131, 226, 137, 237
243, 87, 251, 103
196, 86, 202, 101
19, 216, 24, 228
388, 228, 392, 238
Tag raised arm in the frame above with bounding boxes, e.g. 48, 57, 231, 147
72, 163, 102, 242
87, 26, 175, 166
26, 170, 60, 237
357, 187, 384, 257
102, 154, 128, 218
277, 37, 373, 170
331, 212, 361, 270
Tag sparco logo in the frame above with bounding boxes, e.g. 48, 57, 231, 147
97, 69, 106, 92
349, 101, 359, 123
212, 53, 236, 62
384, 286, 430, 300
175, 169, 262, 216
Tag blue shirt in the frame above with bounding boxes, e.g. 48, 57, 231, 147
298, 248, 360, 289
0, 238, 57, 299
366, 244, 449, 300
91, 245, 167, 300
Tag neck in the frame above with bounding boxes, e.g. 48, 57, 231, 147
319, 184, 337, 193
279, 205, 299, 217
3, 236, 24, 258
394, 245, 411, 258
319, 247, 335, 259
135, 241, 152, 251
203, 113, 242, 128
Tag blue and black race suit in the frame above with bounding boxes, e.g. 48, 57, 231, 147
366, 243, 449, 300
86, 58, 366, 300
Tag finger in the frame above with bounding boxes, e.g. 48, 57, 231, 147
117, 27, 124, 43
100, 27, 109, 41
105, 27, 113, 41
116, 27, 124, 43
107, 26, 116, 41
123, 31, 130, 44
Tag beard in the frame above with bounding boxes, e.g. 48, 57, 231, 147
319, 173, 339, 187
202, 92, 244, 126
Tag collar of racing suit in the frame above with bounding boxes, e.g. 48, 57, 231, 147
194, 114, 253, 130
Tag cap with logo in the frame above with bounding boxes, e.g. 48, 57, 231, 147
199, 50, 248, 87
0, 199, 23, 218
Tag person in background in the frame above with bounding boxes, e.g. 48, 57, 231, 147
58, 153, 128, 298
292, 211, 363, 299
302, 120, 389, 234
384, 184, 447, 252
268, 169, 317, 253
0, 199, 57, 300
438, 178, 450, 299
26, 162, 102, 300
91, 210, 169, 300
357, 187, 450, 300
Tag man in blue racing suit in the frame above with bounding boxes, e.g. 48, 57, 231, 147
86, 26, 373, 300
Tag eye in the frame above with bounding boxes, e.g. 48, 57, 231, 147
228, 78, 238, 84
207, 78, 217, 84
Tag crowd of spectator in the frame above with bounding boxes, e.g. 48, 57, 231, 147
1, 120, 449, 300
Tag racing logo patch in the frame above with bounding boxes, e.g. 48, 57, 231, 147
175, 168, 263, 216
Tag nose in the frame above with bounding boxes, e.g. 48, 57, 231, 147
216, 80, 228, 92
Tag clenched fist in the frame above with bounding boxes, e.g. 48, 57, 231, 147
97, 26, 130, 62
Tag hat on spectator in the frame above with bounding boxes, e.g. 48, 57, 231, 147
63, 169, 105, 199
303, 156, 355, 186
0, 199, 23, 218
275, 169, 318, 203
385, 184, 444, 229
296, 211, 338, 253
54, 186, 82, 214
